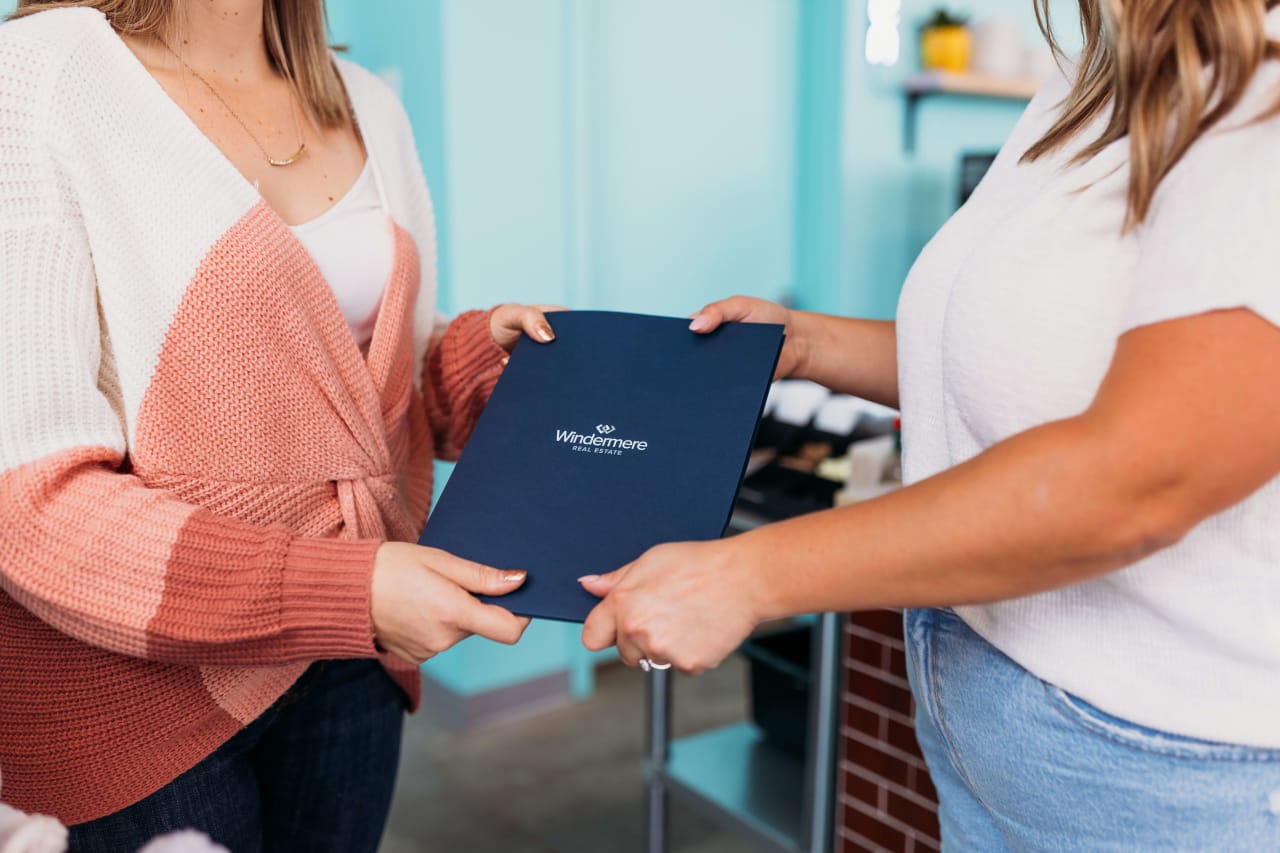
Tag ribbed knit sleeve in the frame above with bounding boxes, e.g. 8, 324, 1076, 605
0, 21, 378, 666
422, 309, 509, 460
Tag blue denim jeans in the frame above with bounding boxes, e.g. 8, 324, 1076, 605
905, 607, 1280, 851
68, 659, 405, 853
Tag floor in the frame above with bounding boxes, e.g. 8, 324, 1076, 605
379, 658, 754, 853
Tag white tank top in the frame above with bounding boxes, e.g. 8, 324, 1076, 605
290, 160, 393, 350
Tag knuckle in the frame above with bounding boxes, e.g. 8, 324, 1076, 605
619, 615, 647, 639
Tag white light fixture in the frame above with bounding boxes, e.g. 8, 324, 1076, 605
865, 0, 901, 67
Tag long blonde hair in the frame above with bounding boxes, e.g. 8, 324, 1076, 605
1024, 0, 1280, 228
9, 0, 350, 127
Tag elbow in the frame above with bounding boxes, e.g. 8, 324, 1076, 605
1104, 485, 1198, 565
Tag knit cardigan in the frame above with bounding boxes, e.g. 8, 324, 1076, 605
0, 8, 506, 823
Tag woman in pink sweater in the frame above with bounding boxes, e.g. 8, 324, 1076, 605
0, 0, 553, 849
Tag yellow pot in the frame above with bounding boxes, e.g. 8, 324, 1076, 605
921, 25, 972, 73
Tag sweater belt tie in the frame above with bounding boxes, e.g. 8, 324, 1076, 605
335, 473, 401, 540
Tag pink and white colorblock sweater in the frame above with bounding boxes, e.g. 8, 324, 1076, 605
0, 8, 506, 823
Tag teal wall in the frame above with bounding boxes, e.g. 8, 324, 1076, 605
831, 0, 1080, 319
330, 0, 797, 319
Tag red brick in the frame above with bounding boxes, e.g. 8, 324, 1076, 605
838, 828, 892, 853
842, 725, 859, 766
845, 800, 910, 851
848, 633, 888, 669
846, 689, 917, 727
850, 608, 906, 638
849, 668, 915, 717
914, 770, 938, 804
887, 644, 909, 680
846, 734, 913, 788
839, 824, 890, 850
845, 696, 884, 737
847, 621, 907, 651
886, 789, 939, 835
885, 715, 923, 757
914, 831, 942, 851
841, 764, 883, 807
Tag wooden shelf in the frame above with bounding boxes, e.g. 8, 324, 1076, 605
902, 71, 1043, 154
904, 70, 1042, 100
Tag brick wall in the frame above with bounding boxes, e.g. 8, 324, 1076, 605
836, 610, 941, 853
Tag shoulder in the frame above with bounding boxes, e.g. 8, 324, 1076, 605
0, 6, 116, 125
1002, 56, 1077, 156
0, 6, 105, 67
1151, 66, 1280, 220
334, 56, 412, 133
334, 55, 423, 179
0, 6, 116, 162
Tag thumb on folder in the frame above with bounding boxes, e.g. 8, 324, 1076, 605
372, 543, 532, 666
578, 540, 759, 675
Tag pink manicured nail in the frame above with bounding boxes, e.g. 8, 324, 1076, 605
538, 325, 555, 342
689, 315, 710, 332
502, 571, 527, 582
501, 356, 510, 367
578, 575, 600, 584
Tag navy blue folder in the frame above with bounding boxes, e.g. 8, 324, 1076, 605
418, 310, 784, 623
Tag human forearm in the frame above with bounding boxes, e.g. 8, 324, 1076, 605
0, 447, 381, 665
739, 415, 1187, 619
791, 313, 899, 407
688, 298, 899, 406
422, 309, 508, 459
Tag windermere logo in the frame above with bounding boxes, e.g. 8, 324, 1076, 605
555, 423, 650, 456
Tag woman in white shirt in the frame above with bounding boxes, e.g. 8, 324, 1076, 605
582, 1, 1280, 848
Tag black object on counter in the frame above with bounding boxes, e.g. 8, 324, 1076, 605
741, 624, 813, 760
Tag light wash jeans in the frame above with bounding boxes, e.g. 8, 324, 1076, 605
904, 607, 1280, 851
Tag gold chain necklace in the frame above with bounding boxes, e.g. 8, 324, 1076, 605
159, 39, 307, 167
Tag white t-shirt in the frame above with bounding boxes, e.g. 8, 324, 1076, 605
896, 20, 1280, 746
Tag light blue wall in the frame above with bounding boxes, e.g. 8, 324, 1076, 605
431, 0, 798, 318
582, 1, 796, 315
829, 0, 1081, 319
327, 0, 808, 700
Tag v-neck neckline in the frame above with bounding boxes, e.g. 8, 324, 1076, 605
95, 10, 408, 388
101, 12, 375, 225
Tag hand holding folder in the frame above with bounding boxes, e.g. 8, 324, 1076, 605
419, 310, 784, 623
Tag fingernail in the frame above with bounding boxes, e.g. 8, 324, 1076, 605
578, 575, 600, 584
502, 571, 527, 582
689, 315, 709, 332
538, 325, 555, 342
501, 356, 510, 367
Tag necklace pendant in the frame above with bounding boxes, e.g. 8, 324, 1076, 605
267, 142, 307, 167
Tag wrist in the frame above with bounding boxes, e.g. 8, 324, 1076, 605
788, 310, 820, 382
727, 530, 785, 624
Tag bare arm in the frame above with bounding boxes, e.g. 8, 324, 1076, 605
689, 297, 899, 408
584, 308, 1280, 671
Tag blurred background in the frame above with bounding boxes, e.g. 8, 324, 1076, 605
0, 1, 1082, 850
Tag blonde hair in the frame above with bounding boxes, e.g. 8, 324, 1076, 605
10, 0, 350, 127
1024, 0, 1280, 229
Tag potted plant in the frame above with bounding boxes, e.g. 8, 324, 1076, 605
920, 8, 971, 73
